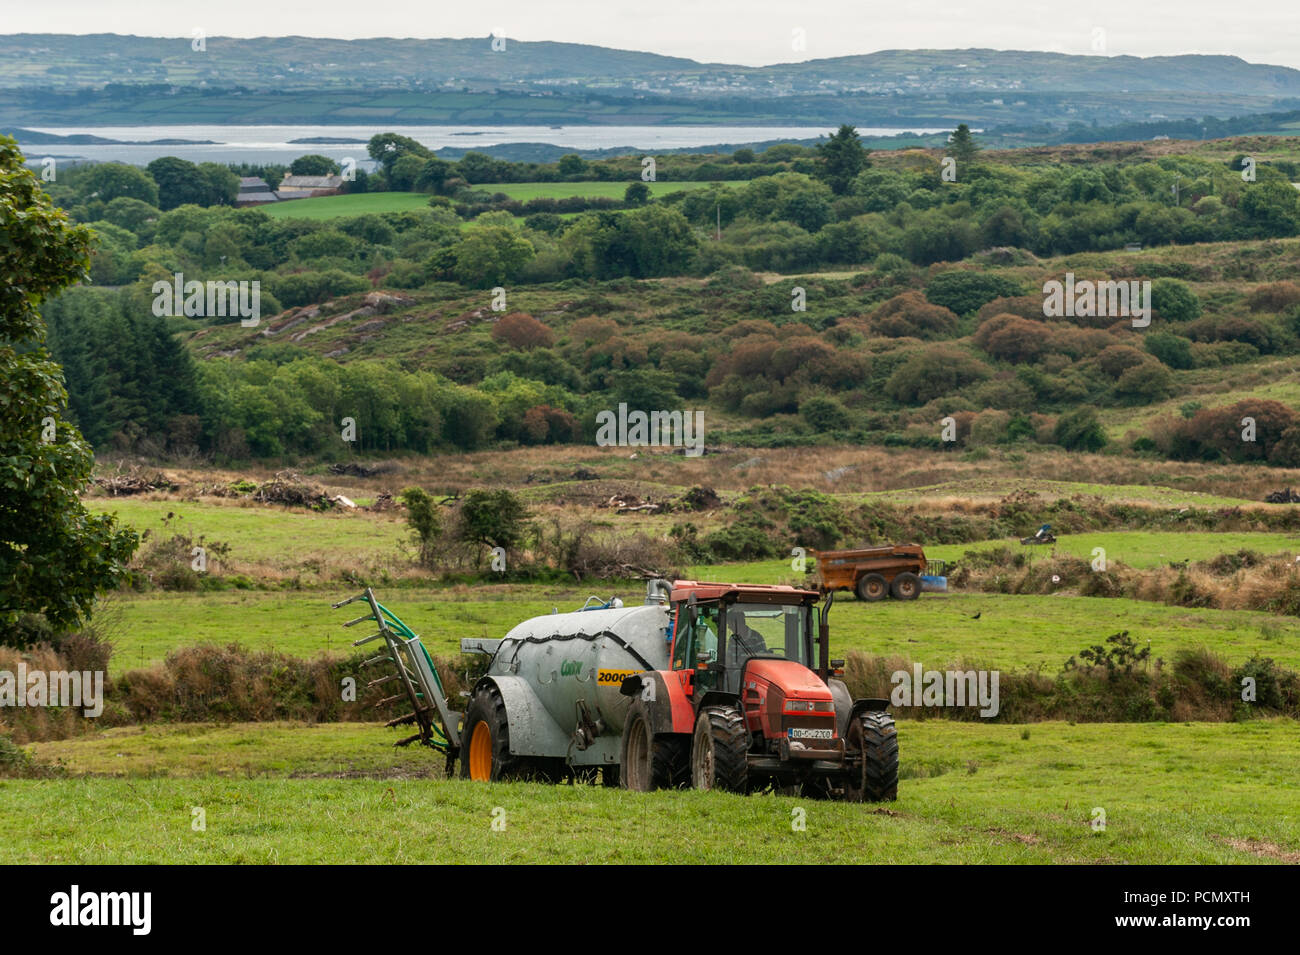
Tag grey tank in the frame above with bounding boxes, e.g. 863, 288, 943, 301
480, 601, 672, 765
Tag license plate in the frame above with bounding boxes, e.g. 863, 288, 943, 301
788, 727, 833, 740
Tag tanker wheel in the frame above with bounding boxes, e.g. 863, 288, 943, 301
620, 697, 688, 791
890, 572, 922, 601
690, 705, 749, 794
460, 684, 528, 782
842, 710, 899, 802
856, 573, 888, 602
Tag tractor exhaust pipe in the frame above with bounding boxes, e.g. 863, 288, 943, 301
818, 591, 834, 681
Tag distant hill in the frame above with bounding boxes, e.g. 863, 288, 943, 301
4, 35, 1300, 131
4, 34, 1300, 98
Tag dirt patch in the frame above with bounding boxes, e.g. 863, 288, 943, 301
1214, 835, 1300, 862
984, 826, 1041, 846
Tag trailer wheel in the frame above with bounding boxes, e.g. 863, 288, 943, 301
843, 711, 899, 802
690, 705, 749, 793
620, 697, 688, 791
890, 572, 921, 600
856, 573, 888, 601
460, 684, 527, 782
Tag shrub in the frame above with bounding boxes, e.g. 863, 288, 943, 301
491, 312, 554, 350
1246, 281, 1300, 313
800, 394, 852, 431
973, 313, 1046, 362
1054, 406, 1107, 451
884, 346, 991, 404
870, 291, 959, 339
1151, 277, 1202, 322
1144, 331, 1194, 369
924, 270, 1024, 317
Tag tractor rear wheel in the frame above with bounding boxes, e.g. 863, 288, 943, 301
890, 572, 922, 600
690, 705, 749, 793
620, 697, 689, 791
856, 573, 888, 601
460, 684, 529, 782
842, 710, 899, 802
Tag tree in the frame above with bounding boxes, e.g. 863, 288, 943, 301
452, 227, 536, 287
146, 156, 208, 210
624, 181, 651, 206
948, 124, 980, 165
556, 154, 587, 178
0, 136, 138, 633
816, 124, 869, 195
367, 133, 432, 178
458, 489, 530, 552
399, 487, 442, 568
289, 154, 341, 176
80, 162, 159, 206
197, 162, 239, 206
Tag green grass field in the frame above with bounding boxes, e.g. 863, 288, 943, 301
489, 180, 743, 200
81, 495, 1300, 669
9, 720, 1297, 863
105, 586, 1300, 670
86, 497, 407, 567
262, 191, 433, 219
259, 181, 739, 220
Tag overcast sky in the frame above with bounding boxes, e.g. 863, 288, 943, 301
5, 0, 1299, 69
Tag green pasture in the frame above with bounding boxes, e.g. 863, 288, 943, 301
8, 719, 1297, 863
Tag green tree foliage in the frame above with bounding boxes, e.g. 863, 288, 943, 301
925, 271, 1024, 316
289, 155, 342, 176
948, 124, 980, 165
800, 394, 851, 431
0, 136, 138, 631
80, 162, 159, 206
1053, 406, 1108, 451
885, 346, 991, 404
367, 133, 433, 177
399, 487, 442, 568
624, 181, 651, 206
458, 489, 530, 551
1151, 278, 1202, 322
43, 287, 203, 449
816, 124, 869, 195
564, 206, 698, 279
146, 157, 208, 210
452, 226, 536, 287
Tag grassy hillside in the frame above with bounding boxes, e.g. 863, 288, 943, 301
10, 720, 1297, 863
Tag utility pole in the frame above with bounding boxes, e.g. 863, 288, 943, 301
716, 202, 721, 241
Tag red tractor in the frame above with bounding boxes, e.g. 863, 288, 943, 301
618, 580, 898, 800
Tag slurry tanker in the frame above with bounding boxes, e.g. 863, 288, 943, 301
334, 579, 898, 799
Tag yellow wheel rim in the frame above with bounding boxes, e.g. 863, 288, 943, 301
469, 722, 493, 781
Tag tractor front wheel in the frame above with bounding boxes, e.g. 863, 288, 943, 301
856, 573, 888, 601
690, 705, 749, 793
842, 710, 899, 802
620, 697, 688, 791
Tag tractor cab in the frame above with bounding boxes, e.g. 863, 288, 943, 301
667, 581, 834, 723
670, 583, 821, 688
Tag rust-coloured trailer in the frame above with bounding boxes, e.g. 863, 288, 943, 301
811, 545, 929, 601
